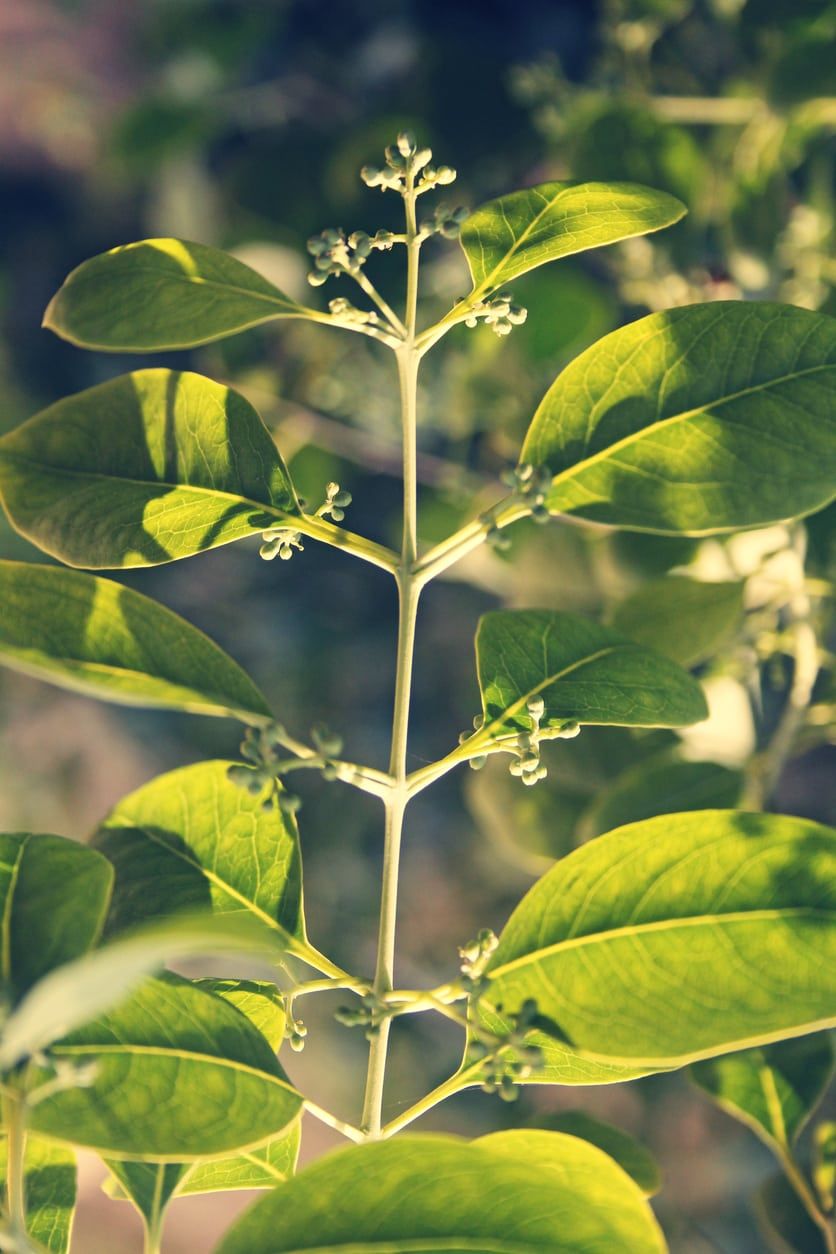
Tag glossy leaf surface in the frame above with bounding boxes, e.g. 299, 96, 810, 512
522, 303, 836, 534
0, 1137, 76, 1253
0, 831, 112, 1002
0, 369, 298, 568
609, 576, 744, 667
475, 609, 707, 738
215, 1133, 665, 1254
460, 181, 685, 296
691, 1034, 835, 1153
529, 1113, 660, 1196
480, 811, 836, 1070
44, 239, 311, 351
29, 976, 301, 1159
93, 760, 306, 948
0, 562, 270, 721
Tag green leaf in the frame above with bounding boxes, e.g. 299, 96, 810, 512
691, 1035, 835, 1155
521, 303, 836, 534
756, 1171, 830, 1254
92, 760, 306, 949
579, 755, 742, 842
460, 181, 685, 297
0, 369, 299, 569
478, 811, 836, 1071
214, 1133, 666, 1254
0, 831, 112, 1002
528, 1114, 661, 1196
43, 239, 313, 351
28, 975, 302, 1160
0, 913, 289, 1070
609, 576, 745, 667
104, 980, 298, 1227
0, 562, 270, 722
0, 1137, 76, 1253
474, 610, 707, 741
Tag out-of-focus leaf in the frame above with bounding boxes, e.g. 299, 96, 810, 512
0, 1138, 75, 1253
530, 1113, 661, 1196
609, 576, 745, 667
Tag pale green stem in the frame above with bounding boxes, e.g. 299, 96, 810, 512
360, 170, 423, 1139
778, 1148, 836, 1254
142, 1171, 166, 1254
3, 1089, 28, 1242
352, 269, 408, 338
413, 496, 530, 587
303, 1099, 364, 1144
380, 1062, 483, 1139
294, 511, 399, 577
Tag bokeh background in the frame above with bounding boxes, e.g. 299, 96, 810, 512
1, 1, 835, 1250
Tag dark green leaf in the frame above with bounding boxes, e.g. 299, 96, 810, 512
0, 1137, 75, 1253
691, 1035, 835, 1154
29, 976, 302, 1160
0, 562, 270, 722
529, 1113, 660, 1196
522, 303, 836, 534
756, 1171, 830, 1254
478, 811, 836, 1072
460, 181, 685, 296
43, 239, 312, 351
215, 1133, 665, 1254
0, 370, 299, 568
474, 609, 707, 741
0, 831, 112, 1002
579, 755, 742, 841
609, 576, 744, 667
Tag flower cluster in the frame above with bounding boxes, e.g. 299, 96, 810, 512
259, 527, 304, 562
467, 997, 547, 1102
465, 291, 528, 337
419, 203, 469, 241
361, 130, 456, 196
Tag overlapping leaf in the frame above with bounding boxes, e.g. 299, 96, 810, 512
0, 369, 299, 568
609, 576, 744, 667
530, 1113, 661, 1196
521, 302, 836, 534
43, 239, 312, 351
0, 562, 270, 721
475, 811, 836, 1073
215, 1132, 666, 1254
460, 181, 685, 296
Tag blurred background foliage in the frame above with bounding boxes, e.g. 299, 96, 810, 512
0, 0, 835, 1250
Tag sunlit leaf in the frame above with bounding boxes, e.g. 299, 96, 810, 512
528, 1113, 661, 1196
522, 303, 836, 534
215, 1133, 666, 1254
0, 1138, 75, 1254
609, 576, 744, 667
0, 562, 270, 722
0, 370, 299, 568
43, 239, 313, 351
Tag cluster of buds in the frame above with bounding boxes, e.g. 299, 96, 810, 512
327, 296, 379, 326
28, 1050, 99, 1105
284, 1008, 308, 1053
361, 131, 456, 196
467, 998, 547, 1102
464, 291, 528, 337
509, 696, 548, 786
227, 721, 344, 815
501, 461, 553, 523
315, 480, 352, 523
458, 927, 499, 991
419, 203, 469, 240
334, 990, 389, 1041
307, 228, 373, 287
458, 713, 489, 771
260, 526, 304, 562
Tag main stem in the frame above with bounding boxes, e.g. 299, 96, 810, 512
360, 172, 422, 1137
3, 1088, 28, 1240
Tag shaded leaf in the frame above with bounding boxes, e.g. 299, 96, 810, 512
0, 831, 112, 1002
609, 576, 745, 667
522, 303, 836, 534
29, 976, 301, 1160
215, 1133, 665, 1254
756, 1171, 830, 1254
0, 1137, 75, 1254
0, 562, 270, 722
460, 181, 685, 296
579, 755, 742, 841
691, 1035, 835, 1154
474, 609, 707, 741
477, 811, 836, 1072
43, 239, 312, 351
528, 1113, 661, 1196
0, 369, 299, 569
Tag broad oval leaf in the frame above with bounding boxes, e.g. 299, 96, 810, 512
609, 576, 744, 668
521, 302, 836, 534
480, 811, 836, 1069
460, 181, 685, 297
215, 1133, 666, 1254
44, 239, 312, 351
92, 760, 306, 950
528, 1114, 661, 1196
474, 609, 707, 741
579, 755, 742, 841
0, 562, 270, 722
0, 831, 112, 1003
29, 976, 302, 1160
0, 1137, 75, 1254
0, 369, 299, 568
691, 1034, 835, 1154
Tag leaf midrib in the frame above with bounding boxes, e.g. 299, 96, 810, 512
58, 264, 304, 314
539, 361, 835, 496
51, 1041, 299, 1094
